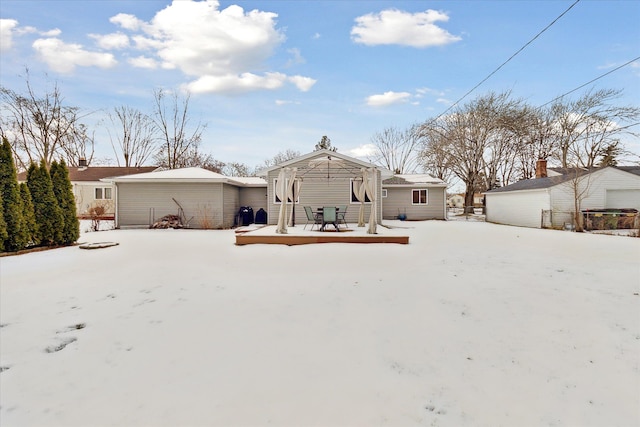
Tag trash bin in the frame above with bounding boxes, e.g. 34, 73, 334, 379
255, 208, 267, 224
239, 206, 254, 226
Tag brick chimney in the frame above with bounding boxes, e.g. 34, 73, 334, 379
535, 159, 547, 178
78, 158, 87, 167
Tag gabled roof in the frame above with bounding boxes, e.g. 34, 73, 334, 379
257, 149, 392, 177
485, 166, 639, 194
383, 174, 447, 187
105, 167, 267, 187
17, 166, 159, 182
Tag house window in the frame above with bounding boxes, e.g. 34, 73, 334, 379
273, 179, 299, 204
412, 189, 428, 205
350, 179, 371, 203
95, 187, 112, 200
381, 189, 388, 198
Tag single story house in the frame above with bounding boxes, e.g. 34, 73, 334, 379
106, 167, 267, 229
381, 174, 447, 220
104, 150, 449, 229
18, 163, 158, 218
485, 162, 640, 229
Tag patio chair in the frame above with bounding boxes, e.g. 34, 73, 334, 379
321, 206, 339, 231
303, 206, 322, 230
337, 205, 348, 228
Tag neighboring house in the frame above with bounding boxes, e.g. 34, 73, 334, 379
17, 164, 158, 218
382, 174, 447, 220
105, 167, 268, 229
257, 149, 391, 226
485, 162, 640, 228
447, 193, 465, 208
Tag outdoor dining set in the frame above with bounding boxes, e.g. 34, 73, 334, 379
303, 206, 348, 231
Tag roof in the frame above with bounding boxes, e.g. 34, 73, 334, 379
485, 166, 639, 194
383, 174, 447, 187
257, 149, 392, 177
17, 166, 159, 182
106, 167, 266, 187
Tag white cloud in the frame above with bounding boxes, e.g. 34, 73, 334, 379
40, 28, 62, 37
0, 19, 18, 51
183, 72, 288, 94
128, 55, 158, 69
275, 99, 300, 106
110, 13, 145, 31
366, 91, 412, 107
347, 143, 377, 158
32, 38, 117, 73
351, 9, 461, 47
285, 48, 305, 67
288, 75, 316, 92
90, 32, 129, 50
104, 0, 315, 94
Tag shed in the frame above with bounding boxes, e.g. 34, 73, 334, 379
485, 166, 640, 228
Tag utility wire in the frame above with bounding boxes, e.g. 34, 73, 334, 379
430, 0, 581, 123
539, 56, 640, 107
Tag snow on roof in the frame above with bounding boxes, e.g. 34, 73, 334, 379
228, 176, 267, 187
383, 174, 447, 186
107, 167, 230, 183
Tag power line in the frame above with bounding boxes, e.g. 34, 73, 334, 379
539, 56, 640, 107
431, 0, 581, 122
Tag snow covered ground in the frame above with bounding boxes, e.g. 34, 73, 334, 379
1, 220, 638, 426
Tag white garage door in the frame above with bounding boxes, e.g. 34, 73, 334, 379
606, 189, 640, 210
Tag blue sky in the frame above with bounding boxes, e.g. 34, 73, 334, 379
1, 0, 639, 169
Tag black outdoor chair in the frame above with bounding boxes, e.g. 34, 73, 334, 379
303, 206, 322, 230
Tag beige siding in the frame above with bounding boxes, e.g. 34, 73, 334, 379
222, 184, 240, 228
239, 187, 268, 212
486, 189, 550, 228
73, 181, 115, 216
116, 182, 227, 228
266, 158, 382, 226
382, 186, 446, 220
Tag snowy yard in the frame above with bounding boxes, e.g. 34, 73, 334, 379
1, 220, 638, 426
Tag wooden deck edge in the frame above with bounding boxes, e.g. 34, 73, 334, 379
235, 234, 409, 245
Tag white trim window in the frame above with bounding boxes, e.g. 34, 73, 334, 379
95, 187, 112, 200
412, 189, 428, 205
381, 189, 388, 198
273, 179, 300, 204
350, 178, 371, 204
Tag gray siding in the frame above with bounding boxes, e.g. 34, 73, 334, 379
382, 186, 446, 220
116, 182, 228, 228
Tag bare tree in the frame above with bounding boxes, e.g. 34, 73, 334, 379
151, 89, 206, 169
314, 135, 336, 151
368, 124, 422, 174
420, 91, 521, 207
108, 105, 157, 167
550, 88, 640, 168
255, 149, 302, 171
222, 162, 252, 177
0, 70, 88, 170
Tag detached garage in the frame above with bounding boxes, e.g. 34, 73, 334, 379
485, 166, 640, 229
106, 167, 267, 229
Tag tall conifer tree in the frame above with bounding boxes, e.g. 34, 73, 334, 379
51, 159, 79, 244
19, 182, 38, 247
27, 160, 63, 246
0, 137, 28, 251
0, 197, 7, 252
